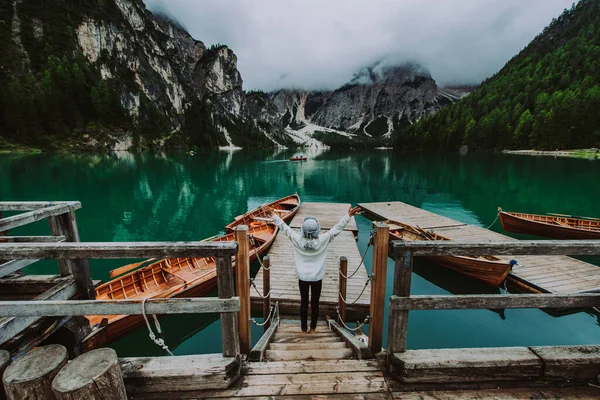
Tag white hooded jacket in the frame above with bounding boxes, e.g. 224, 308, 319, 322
272, 213, 351, 281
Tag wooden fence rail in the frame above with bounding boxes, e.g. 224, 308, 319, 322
0, 298, 240, 317
0, 241, 238, 259
0, 201, 81, 211
387, 238, 600, 356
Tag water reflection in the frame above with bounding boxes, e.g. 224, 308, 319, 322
1, 149, 599, 354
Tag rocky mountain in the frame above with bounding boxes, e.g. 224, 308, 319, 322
0, 0, 458, 151
0, 0, 271, 150
245, 63, 459, 147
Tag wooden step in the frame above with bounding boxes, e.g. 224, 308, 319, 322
269, 342, 348, 351
277, 324, 330, 333
245, 359, 381, 375
271, 336, 341, 344
265, 348, 355, 361
273, 332, 338, 338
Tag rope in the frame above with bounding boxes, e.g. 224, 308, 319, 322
336, 306, 370, 332
486, 211, 501, 229
249, 236, 270, 271
250, 279, 271, 298
141, 297, 174, 356
250, 305, 274, 326
339, 232, 374, 279
338, 275, 372, 304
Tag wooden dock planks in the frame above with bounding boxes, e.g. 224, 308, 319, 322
252, 203, 370, 316
359, 202, 600, 294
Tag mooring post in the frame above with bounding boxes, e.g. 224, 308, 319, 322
235, 225, 251, 355
263, 256, 271, 332
387, 246, 413, 355
338, 256, 348, 324
216, 252, 240, 357
49, 208, 95, 299
368, 222, 389, 354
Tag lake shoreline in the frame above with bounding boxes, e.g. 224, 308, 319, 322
502, 148, 599, 159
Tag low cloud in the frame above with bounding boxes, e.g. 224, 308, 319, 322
144, 0, 574, 91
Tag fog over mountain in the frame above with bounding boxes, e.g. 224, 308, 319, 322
145, 0, 575, 91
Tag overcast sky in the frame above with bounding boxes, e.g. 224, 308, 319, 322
145, 0, 575, 91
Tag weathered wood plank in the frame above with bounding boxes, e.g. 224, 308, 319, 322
244, 359, 380, 375
0, 259, 39, 279
327, 317, 372, 359
530, 345, 600, 381
0, 236, 66, 243
216, 254, 240, 357
0, 278, 78, 345
0, 297, 240, 317
290, 202, 358, 232
268, 342, 348, 350
249, 319, 279, 362
120, 354, 240, 393
391, 240, 600, 257
0, 204, 75, 232
369, 222, 388, 354
0, 241, 238, 259
388, 249, 413, 355
235, 225, 251, 355
395, 387, 600, 399
389, 293, 600, 311
0, 201, 81, 211
390, 347, 543, 383
265, 348, 354, 361
270, 336, 342, 344
242, 371, 384, 385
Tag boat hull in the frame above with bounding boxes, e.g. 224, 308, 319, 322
225, 194, 300, 232
84, 224, 277, 349
499, 211, 600, 240
386, 220, 511, 287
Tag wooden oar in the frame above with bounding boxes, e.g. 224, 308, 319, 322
548, 213, 600, 221
109, 258, 157, 279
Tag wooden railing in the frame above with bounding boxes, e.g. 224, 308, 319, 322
385, 239, 600, 356
0, 240, 242, 357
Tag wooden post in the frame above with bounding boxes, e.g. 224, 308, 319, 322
216, 254, 240, 357
0, 211, 6, 236
0, 350, 10, 400
52, 348, 126, 400
49, 209, 95, 299
368, 222, 389, 354
235, 225, 251, 355
387, 248, 413, 355
3, 344, 68, 400
338, 256, 348, 324
262, 256, 271, 333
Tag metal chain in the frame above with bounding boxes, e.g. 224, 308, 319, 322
250, 305, 274, 326
141, 297, 174, 356
339, 232, 374, 279
336, 306, 371, 332
250, 279, 271, 298
338, 275, 372, 305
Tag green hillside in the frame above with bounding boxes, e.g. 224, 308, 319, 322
394, 0, 600, 151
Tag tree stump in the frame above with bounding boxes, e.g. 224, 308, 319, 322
51, 348, 126, 400
2, 344, 68, 400
0, 350, 11, 400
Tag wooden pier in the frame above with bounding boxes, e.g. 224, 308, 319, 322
252, 202, 371, 316
359, 201, 600, 293
1, 200, 600, 399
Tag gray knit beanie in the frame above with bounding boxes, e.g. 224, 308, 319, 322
301, 216, 320, 239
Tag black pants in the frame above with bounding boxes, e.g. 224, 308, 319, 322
298, 279, 322, 331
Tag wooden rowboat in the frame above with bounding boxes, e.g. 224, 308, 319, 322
290, 156, 307, 161
84, 223, 278, 349
386, 220, 511, 287
225, 194, 301, 233
499, 210, 600, 240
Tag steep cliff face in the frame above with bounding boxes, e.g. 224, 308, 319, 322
255, 63, 456, 142
0, 0, 251, 150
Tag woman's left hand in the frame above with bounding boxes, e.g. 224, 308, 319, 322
348, 206, 361, 217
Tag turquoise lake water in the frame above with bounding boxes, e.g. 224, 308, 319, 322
1, 149, 599, 356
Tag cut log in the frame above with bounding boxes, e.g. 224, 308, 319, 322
51, 348, 126, 400
2, 344, 68, 400
0, 350, 10, 400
